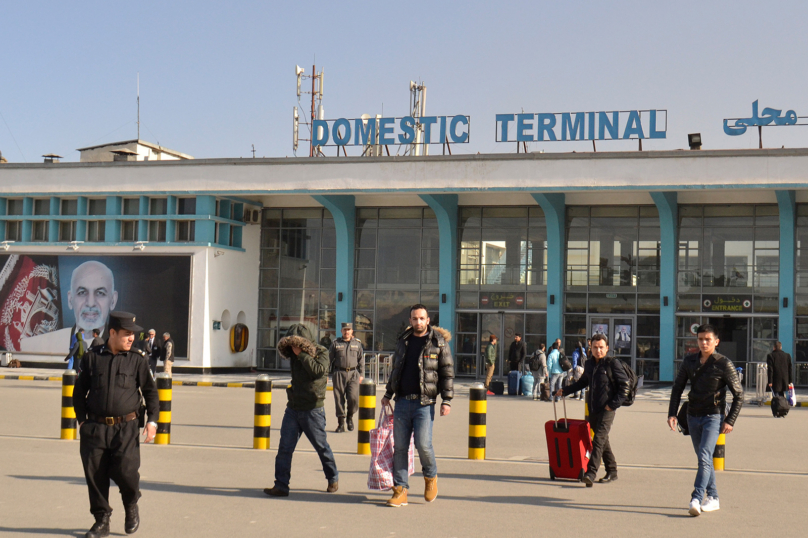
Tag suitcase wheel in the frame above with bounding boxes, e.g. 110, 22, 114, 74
549, 466, 556, 481
578, 469, 585, 482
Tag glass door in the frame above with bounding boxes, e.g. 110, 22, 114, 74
588, 315, 636, 370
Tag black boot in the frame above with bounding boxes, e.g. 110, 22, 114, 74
346, 416, 354, 431
335, 419, 345, 433
85, 513, 110, 538
124, 504, 140, 534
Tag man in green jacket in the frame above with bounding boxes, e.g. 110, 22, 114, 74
484, 334, 498, 390
264, 324, 339, 497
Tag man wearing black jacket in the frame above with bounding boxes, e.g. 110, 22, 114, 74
767, 341, 793, 399
667, 324, 743, 517
557, 333, 629, 487
508, 333, 526, 371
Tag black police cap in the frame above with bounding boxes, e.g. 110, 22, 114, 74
108, 311, 143, 333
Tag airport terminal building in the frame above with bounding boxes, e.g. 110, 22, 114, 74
2, 144, 807, 385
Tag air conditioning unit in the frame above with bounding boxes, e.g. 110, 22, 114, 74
243, 208, 261, 225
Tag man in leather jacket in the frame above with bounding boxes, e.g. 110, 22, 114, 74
557, 333, 629, 486
667, 324, 743, 517
381, 304, 453, 508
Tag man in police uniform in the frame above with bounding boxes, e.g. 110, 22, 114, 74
73, 311, 159, 538
329, 322, 364, 433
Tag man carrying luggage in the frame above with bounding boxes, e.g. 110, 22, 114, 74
767, 341, 793, 401
667, 324, 743, 516
556, 333, 629, 487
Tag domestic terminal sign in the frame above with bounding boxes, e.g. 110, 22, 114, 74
723, 100, 806, 135
495, 109, 667, 142
312, 115, 470, 147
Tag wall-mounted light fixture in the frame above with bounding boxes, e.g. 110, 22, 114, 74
550, 295, 555, 305
784, 297, 789, 308
688, 133, 702, 150
663, 296, 669, 307
0, 241, 14, 251
338, 292, 343, 302
67, 241, 84, 252
442, 294, 447, 304
133, 241, 148, 251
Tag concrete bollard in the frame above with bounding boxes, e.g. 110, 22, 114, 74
468, 383, 487, 460
253, 375, 272, 449
357, 379, 376, 455
713, 433, 726, 471
60, 370, 77, 440
155, 373, 172, 445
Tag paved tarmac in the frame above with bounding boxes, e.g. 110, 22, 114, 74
1, 375, 806, 537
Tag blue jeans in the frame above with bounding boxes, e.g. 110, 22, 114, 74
550, 374, 565, 400
393, 398, 437, 489
688, 413, 722, 502
274, 407, 338, 492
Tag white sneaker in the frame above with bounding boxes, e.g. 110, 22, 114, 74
688, 499, 702, 517
701, 496, 720, 512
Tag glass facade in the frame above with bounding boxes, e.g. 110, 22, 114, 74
676, 205, 779, 373
257, 208, 336, 369
455, 207, 548, 378
354, 208, 439, 353
564, 206, 661, 380
795, 205, 808, 384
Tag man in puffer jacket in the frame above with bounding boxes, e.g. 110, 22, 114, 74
382, 304, 453, 508
264, 324, 339, 497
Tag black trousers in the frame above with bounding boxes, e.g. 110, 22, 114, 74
79, 419, 141, 516
587, 409, 616, 478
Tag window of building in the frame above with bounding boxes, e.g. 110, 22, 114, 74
257, 208, 336, 370
121, 221, 138, 241
149, 221, 167, 242
87, 221, 105, 242
88, 199, 106, 216
5, 221, 21, 241
176, 221, 195, 242
31, 221, 47, 241
122, 198, 140, 216
33, 199, 49, 216
61, 199, 78, 216
150, 198, 168, 215
793, 205, 808, 385
59, 221, 76, 242
7, 199, 24, 216
178, 197, 196, 215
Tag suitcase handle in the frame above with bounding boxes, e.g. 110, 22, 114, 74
552, 394, 569, 429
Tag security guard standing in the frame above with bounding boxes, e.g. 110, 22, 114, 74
329, 323, 364, 432
73, 312, 159, 538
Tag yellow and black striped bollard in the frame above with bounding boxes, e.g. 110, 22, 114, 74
253, 375, 271, 449
61, 370, 77, 440
468, 383, 486, 460
155, 373, 172, 445
357, 379, 376, 455
713, 433, 726, 471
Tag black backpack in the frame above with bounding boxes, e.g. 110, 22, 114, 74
771, 394, 789, 418
606, 358, 639, 407
559, 353, 572, 372
530, 352, 542, 371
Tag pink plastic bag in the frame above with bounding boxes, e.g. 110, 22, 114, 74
367, 407, 415, 491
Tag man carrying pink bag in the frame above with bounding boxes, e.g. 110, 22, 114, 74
380, 304, 454, 507
367, 407, 415, 491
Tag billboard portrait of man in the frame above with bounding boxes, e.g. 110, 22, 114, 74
21, 260, 118, 354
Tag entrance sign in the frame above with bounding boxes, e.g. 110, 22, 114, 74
495, 109, 666, 142
312, 115, 470, 147
723, 100, 805, 135
702, 295, 752, 313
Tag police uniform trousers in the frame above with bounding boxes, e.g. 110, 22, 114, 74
80, 419, 142, 515
332, 370, 359, 419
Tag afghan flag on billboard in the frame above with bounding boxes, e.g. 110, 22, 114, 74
0, 255, 61, 351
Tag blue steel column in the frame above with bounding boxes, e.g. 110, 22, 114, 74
420, 195, 458, 349
776, 190, 796, 357
531, 194, 565, 344
651, 192, 678, 382
313, 195, 355, 328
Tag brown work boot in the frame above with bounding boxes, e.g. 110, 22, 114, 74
424, 476, 438, 502
386, 486, 408, 507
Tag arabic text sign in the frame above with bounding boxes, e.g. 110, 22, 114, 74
496, 109, 666, 142
724, 100, 807, 135
480, 293, 525, 309
312, 116, 470, 147
702, 295, 752, 313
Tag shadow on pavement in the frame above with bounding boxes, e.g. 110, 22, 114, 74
438, 494, 688, 518
0, 527, 84, 536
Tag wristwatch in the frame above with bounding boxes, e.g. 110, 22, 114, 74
148, 421, 158, 428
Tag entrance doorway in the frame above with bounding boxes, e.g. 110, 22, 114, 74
586, 315, 636, 369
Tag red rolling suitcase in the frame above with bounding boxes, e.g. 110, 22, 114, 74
544, 396, 592, 481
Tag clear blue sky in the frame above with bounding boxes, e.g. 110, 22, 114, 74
2, 1, 808, 161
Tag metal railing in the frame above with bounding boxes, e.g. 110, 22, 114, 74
364, 352, 394, 386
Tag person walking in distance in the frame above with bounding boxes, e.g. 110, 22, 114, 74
556, 333, 629, 487
141, 329, 160, 377
265, 324, 339, 497
667, 324, 743, 516
767, 341, 793, 402
329, 323, 364, 433
571, 341, 587, 400
73, 312, 158, 538
530, 343, 547, 401
508, 333, 527, 372
161, 332, 174, 376
382, 304, 453, 507
484, 334, 498, 393
546, 342, 564, 402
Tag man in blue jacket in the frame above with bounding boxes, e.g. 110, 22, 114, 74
556, 333, 630, 487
